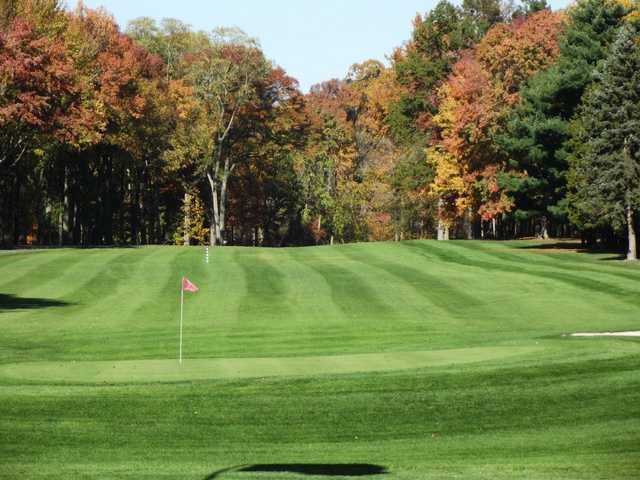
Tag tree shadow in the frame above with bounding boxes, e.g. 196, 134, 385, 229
205, 464, 388, 479
515, 241, 584, 250
0, 293, 71, 311
513, 242, 627, 260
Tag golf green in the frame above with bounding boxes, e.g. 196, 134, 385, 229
1, 240, 639, 479
0, 346, 541, 383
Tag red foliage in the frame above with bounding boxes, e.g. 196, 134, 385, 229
65, 6, 164, 147
477, 10, 564, 95
431, 10, 564, 221
307, 216, 327, 243
0, 18, 83, 142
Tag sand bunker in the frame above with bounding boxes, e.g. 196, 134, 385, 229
571, 331, 640, 337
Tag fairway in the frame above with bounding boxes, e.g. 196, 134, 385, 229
1, 240, 640, 479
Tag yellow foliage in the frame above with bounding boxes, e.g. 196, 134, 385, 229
427, 144, 472, 219
612, 0, 640, 21
174, 192, 209, 245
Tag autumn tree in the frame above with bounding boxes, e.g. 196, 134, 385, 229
388, 0, 502, 146
126, 17, 207, 81
298, 90, 354, 244
179, 29, 270, 246
0, 3, 91, 246
429, 9, 563, 239
223, 65, 307, 246
174, 190, 208, 245
58, 5, 165, 245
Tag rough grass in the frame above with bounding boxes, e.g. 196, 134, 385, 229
0, 240, 639, 479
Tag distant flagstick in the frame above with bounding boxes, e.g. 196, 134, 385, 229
179, 276, 199, 364
179, 283, 184, 363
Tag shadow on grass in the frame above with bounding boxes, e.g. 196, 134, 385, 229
7, 244, 141, 250
512, 242, 627, 261
205, 464, 388, 478
0, 293, 71, 311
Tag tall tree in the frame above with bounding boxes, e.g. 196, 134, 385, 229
186, 29, 270, 246
429, 9, 563, 239
0, 10, 89, 246
499, 0, 628, 238
568, 23, 640, 260
388, 0, 501, 145
60, 4, 164, 245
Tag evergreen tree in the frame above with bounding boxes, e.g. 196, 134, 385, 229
499, 0, 627, 237
569, 23, 640, 259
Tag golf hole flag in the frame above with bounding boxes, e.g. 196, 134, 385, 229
179, 277, 199, 364
182, 276, 199, 293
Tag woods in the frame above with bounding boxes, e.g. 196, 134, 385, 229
1, 0, 639, 254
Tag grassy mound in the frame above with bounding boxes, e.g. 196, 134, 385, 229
1, 240, 639, 479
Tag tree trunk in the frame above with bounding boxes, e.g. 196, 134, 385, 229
207, 171, 220, 246
540, 216, 549, 240
437, 198, 448, 241
12, 170, 20, 246
207, 147, 233, 247
131, 170, 141, 246
624, 142, 637, 260
219, 166, 229, 244
627, 198, 637, 261
59, 163, 70, 246
464, 207, 473, 240
183, 192, 190, 246
104, 154, 113, 245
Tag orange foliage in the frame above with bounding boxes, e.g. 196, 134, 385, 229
430, 10, 564, 222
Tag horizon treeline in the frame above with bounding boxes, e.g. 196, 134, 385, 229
1, 0, 639, 256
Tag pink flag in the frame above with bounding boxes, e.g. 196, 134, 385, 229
181, 277, 199, 293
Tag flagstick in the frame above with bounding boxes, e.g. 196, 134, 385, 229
179, 282, 184, 365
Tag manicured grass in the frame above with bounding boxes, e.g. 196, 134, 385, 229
0, 240, 639, 479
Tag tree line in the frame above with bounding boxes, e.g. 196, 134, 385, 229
1, 0, 639, 258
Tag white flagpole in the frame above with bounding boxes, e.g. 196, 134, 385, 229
179, 281, 184, 364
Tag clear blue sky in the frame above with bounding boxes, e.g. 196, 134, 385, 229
81, 0, 571, 92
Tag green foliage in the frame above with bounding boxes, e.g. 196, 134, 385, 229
390, 145, 438, 236
126, 17, 207, 80
568, 23, 640, 232
522, 0, 550, 14
297, 114, 347, 241
499, 0, 628, 226
389, 0, 499, 145
386, 93, 428, 145
461, 0, 504, 39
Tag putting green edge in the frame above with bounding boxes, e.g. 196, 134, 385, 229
0, 346, 542, 384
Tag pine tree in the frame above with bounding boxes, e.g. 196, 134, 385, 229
499, 0, 628, 238
569, 23, 640, 259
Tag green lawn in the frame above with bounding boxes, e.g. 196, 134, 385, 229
1, 240, 639, 479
